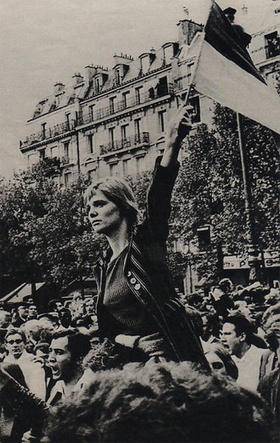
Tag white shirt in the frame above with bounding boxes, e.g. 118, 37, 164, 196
4, 350, 46, 399
232, 345, 266, 392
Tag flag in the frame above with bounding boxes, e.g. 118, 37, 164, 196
192, 1, 280, 135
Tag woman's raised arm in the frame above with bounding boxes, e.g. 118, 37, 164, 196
161, 104, 193, 168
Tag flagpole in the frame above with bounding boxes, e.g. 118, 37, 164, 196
182, 0, 214, 107
236, 112, 260, 282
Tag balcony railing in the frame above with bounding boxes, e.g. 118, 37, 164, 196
20, 120, 76, 148
77, 84, 174, 126
100, 132, 149, 155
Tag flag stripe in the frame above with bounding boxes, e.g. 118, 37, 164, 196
205, 2, 264, 83
194, 41, 280, 134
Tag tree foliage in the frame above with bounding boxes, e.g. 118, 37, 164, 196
1, 104, 279, 291
0, 161, 103, 289
170, 103, 280, 278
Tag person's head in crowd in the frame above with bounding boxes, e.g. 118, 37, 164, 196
5, 328, 26, 359
219, 278, 233, 294
221, 314, 263, 357
0, 344, 7, 362
45, 361, 272, 443
188, 293, 203, 310
17, 303, 29, 321
10, 304, 28, 327
200, 311, 221, 341
232, 300, 252, 319
204, 342, 238, 380
265, 287, 280, 306
0, 310, 12, 328
84, 176, 139, 237
48, 299, 64, 313
85, 297, 95, 315
34, 341, 50, 365
28, 304, 38, 320
262, 302, 280, 357
38, 312, 59, 332
20, 319, 44, 353
58, 308, 72, 328
48, 330, 91, 382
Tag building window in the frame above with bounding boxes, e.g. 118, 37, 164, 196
189, 96, 201, 123
135, 86, 142, 105
121, 125, 128, 142
115, 68, 122, 85
88, 134, 94, 154
96, 77, 100, 93
163, 45, 174, 63
39, 149, 45, 160
41, 123, 46, 139
65, 113, 71, 129
89, 105, 94, 121
187, 63, 194, 84
265, 31, 280, 58
136, 156, 142, 174
64, 142, 70, 163
122, 91, 130, 108
141, 56, 150, 74
134, 118, 141, 143
50, 146, 58, 158
108, 127, 115, 148
109, 96, 116, 113
122, 159, 129, 175
109, 163, 117, 176
28, 154, 37, 166
156, 76, 168, 97
64, 172, 71, 187
158, 110, 166, 132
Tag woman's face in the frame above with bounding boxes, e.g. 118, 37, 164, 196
87, 190, 123, 235
205, 351, 227, 376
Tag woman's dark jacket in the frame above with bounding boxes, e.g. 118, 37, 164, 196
95, 159, 208, 367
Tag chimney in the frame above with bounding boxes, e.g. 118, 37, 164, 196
177, 19, 203, 46
72, 72, 84, 87
54, 82, 65, 94
84, 65, 97, 81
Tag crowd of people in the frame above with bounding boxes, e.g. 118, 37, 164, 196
0, 279, 279, 442
0, 106, 279, 442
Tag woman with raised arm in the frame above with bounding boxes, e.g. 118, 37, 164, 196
84, 104, 208, 367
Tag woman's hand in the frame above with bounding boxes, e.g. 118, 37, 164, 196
165, 104, 193, 147
161, 102, 193, 167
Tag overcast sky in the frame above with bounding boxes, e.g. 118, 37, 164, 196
0, 0, 268, 177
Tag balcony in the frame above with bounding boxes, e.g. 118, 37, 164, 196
100, 132, 149, 155
20, 120, 76, 148
77, 84, 174, 126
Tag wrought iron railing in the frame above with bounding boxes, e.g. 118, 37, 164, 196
77, 84, 174, 126
100, 132, 149, 155
20, 120, 76, 147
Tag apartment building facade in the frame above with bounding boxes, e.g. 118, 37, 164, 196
19, 19, 216, 185
19, 2, 280, 186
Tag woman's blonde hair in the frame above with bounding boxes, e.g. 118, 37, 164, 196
84, 176, 139, 229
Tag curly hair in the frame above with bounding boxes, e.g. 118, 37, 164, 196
45, 361, 272, 443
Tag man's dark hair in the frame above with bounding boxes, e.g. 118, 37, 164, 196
225, 314, 255, 340
51, 330, 90, 364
